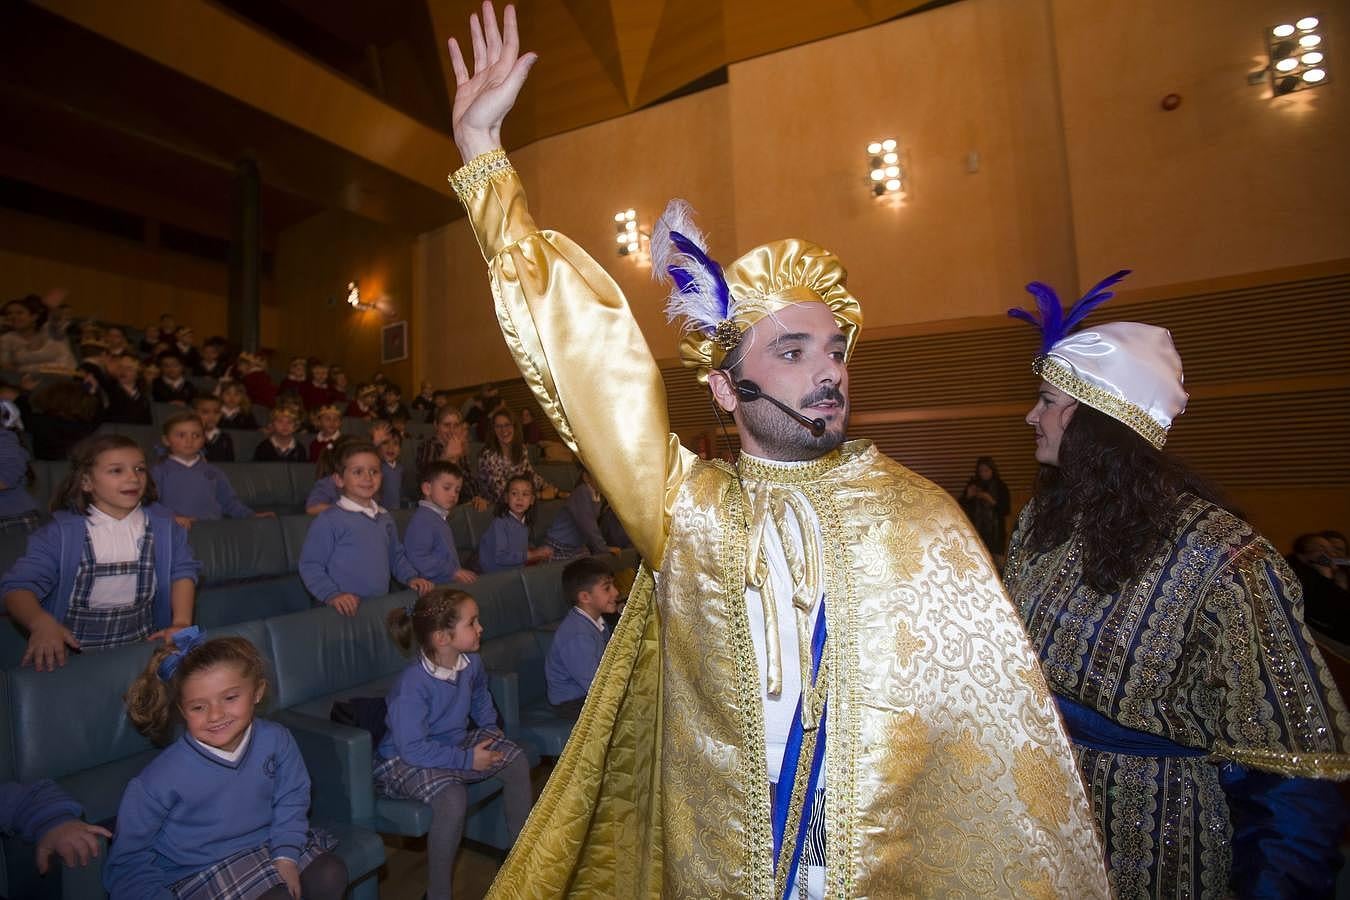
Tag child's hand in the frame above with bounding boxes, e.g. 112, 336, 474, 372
35, 819, 111, 873
453, 569, 478, 584
22, 619, 80, 672
173, 515, 194, 531
274, 858, 302, 899
410, 578, 434, 596
254, 511, 277, 519
472, 738, 505, 771
329, 593, 360, 616
471, 497, 490, 512
147, 625, 192, 644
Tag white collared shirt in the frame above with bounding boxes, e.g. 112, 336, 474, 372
85, 505, 147, 609
738, 450, 824, 785
337, 495, 384, 519
269, 437, 296, 453
572, 606, 606, 633
192, 722, 253, 764
418, 499, 450, 520
165, 376, 185, 390
170, 454, 200, 468
204, 428, 221, 443
420, 652, 469, 683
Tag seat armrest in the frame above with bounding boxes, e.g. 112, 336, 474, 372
487, 669, 520, 729
274, 710, 375, 824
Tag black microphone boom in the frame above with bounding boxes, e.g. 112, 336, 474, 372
733, 380, 827, 436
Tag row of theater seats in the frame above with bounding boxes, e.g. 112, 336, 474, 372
0, 551, 635, 899
17, 454, 582, 520
0, 497, 586, 665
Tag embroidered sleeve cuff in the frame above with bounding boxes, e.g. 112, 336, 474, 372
448, 150, 514, 201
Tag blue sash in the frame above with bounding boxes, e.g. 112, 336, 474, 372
1055, 694, 1207, 758
770, 601, 827, 897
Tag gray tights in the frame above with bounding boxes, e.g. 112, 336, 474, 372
427, 755, 532, 900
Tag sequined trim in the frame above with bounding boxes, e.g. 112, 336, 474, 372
736, 443, 857, 485
1034, 356, 1169, 449
1211, 743, 1350, 779
448, 149, 514, 200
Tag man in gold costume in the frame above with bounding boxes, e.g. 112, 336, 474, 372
446, 5, 1109, 896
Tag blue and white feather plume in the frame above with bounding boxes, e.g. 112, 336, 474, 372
1007, 269, 1132, 353
651, 199, 732, 338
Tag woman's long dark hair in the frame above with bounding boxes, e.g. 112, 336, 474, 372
1023, 405, 1229, 593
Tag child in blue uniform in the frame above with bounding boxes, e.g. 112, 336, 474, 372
297, 440, 433, 616
404, 461, 477, 585
152, 413, 272, 527
378, 589, 531, 900
0, 779, 111, 877
544, 466, 621, 562
105, 629, 347, 899
0, 399, 39, 533
378, 431, 405, 512
1, 433, 200, 671
544, 557, 620, 718
478, 475, 552, 573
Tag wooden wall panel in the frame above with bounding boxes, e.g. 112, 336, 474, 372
474, 269, 1350, 547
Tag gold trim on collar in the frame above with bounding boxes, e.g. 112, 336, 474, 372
1034, 356, 1169, 449
736, 446, 851, 485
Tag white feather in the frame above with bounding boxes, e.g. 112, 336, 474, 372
651, 198, 727, 333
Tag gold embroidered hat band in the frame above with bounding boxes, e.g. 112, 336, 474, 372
651, 200, 863, 384
1009, 271, 1188, 449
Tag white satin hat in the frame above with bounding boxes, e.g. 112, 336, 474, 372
1035, 322, 1188, 449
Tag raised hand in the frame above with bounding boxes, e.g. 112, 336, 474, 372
448, 1, 537, 161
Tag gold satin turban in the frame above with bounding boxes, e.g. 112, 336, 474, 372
669, 235, 864, 384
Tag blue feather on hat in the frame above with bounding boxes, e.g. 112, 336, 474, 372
1008, 269, 1131, 352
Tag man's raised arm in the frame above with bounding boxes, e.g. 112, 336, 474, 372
446, 2, 692, 566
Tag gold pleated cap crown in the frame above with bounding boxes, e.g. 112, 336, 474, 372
653, 201, 863, 384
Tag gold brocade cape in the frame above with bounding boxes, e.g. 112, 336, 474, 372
451, 153, 1109, 898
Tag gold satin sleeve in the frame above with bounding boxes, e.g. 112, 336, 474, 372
454, 153, 694, 566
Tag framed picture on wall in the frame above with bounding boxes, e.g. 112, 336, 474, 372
381, 321, 409, 364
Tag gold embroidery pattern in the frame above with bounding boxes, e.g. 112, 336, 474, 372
1034, 355, 1168, 449
894, 618, 924, 668
448, 149, 514, 199
1012, 744, 1073, 828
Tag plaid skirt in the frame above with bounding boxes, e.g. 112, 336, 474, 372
374, 728, 523, 802
169, 828, 335, 900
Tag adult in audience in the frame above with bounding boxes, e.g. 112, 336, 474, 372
1290, 532, 1350, 644
958, 455, 1010, 563
1, 433, 199, 670
1005, 273, 1350, 898
0, 400, 39, 534
1321, 529, 1350, 591
0, 295, 77, 373
477, 410, 557, 504
418, 408, 489, 511
150, 352, 195, 406
446, 8, 1105, 894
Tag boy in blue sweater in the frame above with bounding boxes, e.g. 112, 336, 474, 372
544, 556, 619, 718
0, 779, 111, 878
151, 412, 273, 527
404, 461, 477, 585
106, 629, 346, 899
297, 440, 433, 616
378, 431, 405, 511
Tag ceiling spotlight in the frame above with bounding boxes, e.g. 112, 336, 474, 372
1276, 56, 1301, 71
1273, 23, 1296, 37
1296, 16, 1319, 30
1303, 67, 1327, 82
614, 209, 648, 258
866, 141, 882, 154
881, 139, 897, 152
1303, 51, 1324, 64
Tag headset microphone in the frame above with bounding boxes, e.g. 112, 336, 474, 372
733, 380, 827, 436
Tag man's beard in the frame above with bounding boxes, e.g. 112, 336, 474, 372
737, 385, 848, 462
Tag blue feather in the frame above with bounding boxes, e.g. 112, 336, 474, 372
1063, 269, 1131, 331
1024, 282, 1065, 352
669, 232, 730, 320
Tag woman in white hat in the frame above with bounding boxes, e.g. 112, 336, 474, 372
1005, 272, 1350, 899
